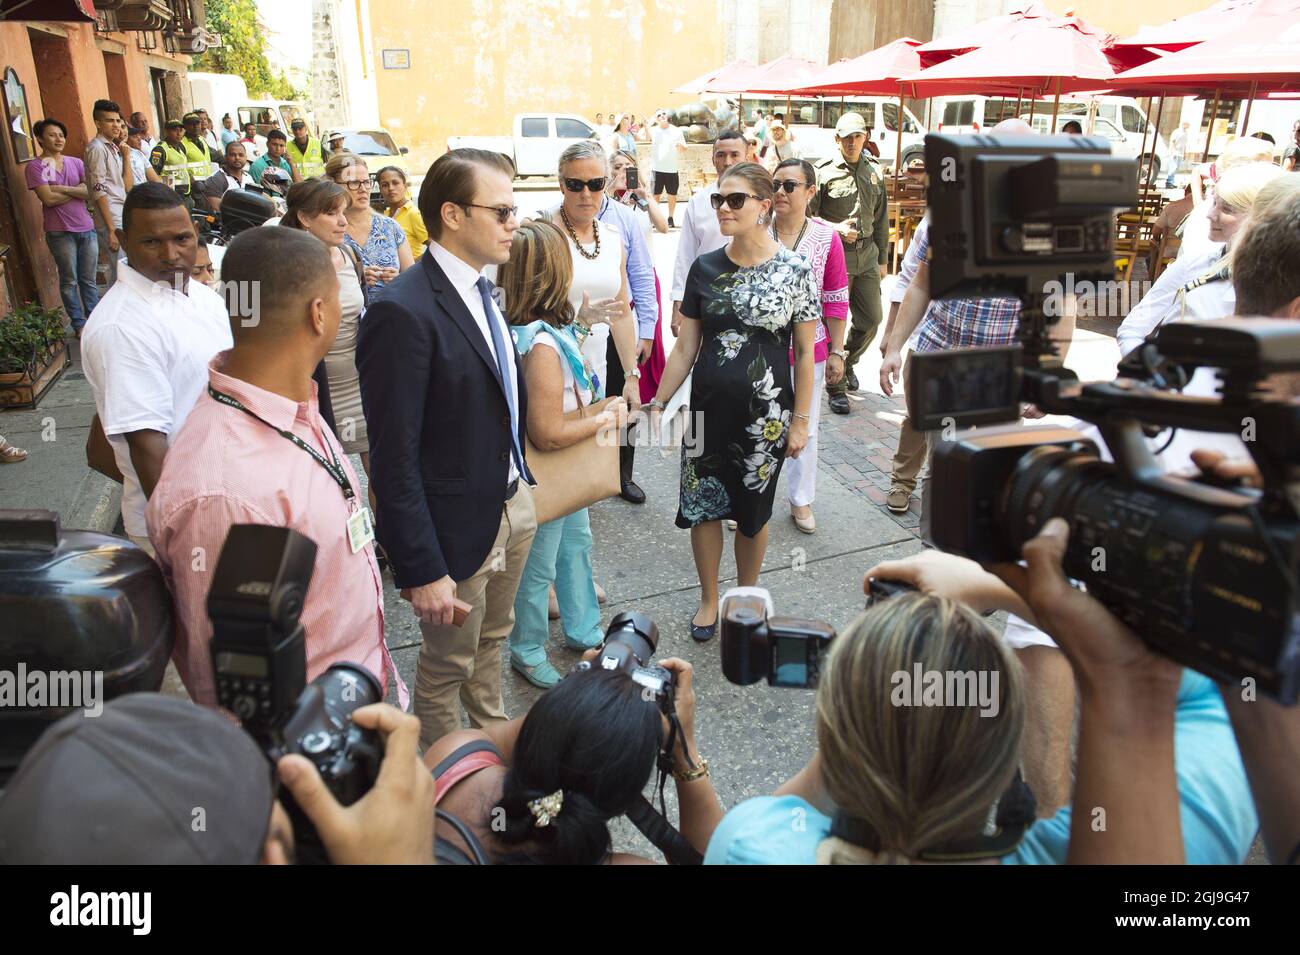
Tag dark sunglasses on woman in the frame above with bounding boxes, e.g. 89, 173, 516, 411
709, 191, 761, 211
773, 179, 810, 193
563, 177, 607, 193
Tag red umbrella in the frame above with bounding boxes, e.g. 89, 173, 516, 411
1114, 0, 1275, 52
671, 61, 756, 95
1111, 0, 1300, 89
737, 54, 824, 95
778, 38, 923, 96
916, 2, 1106, 66
906, 19, 1122, 99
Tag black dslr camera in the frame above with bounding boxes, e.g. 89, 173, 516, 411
907, 133, 1300, 703
720, 587, 836, 689
207, 524, 384, 862
582, 611, 675, 710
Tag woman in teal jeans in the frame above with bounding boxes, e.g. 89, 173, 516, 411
705, 537, 1259, 865
498, 220, 628, 688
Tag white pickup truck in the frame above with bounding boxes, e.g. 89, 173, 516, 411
447, 113, 599, 178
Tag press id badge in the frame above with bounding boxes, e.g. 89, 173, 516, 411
347, 506, 376, 553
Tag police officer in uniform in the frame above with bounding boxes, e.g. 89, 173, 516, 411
181, 112, 217, 184
150, 119, 193, 204
810, 111, 889, 415
287, 119, 325, 179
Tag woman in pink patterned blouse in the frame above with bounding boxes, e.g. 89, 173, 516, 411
772, 158, 848, 534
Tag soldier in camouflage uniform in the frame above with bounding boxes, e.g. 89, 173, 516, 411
809, 112, 889, 415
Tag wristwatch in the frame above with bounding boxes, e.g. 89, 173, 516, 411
625, 366, 642, 380
830, 349, 848, 360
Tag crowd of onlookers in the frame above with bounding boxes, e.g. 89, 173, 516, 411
2, 98, 1299, 868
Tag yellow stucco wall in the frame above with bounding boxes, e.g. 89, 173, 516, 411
1041, 0, 1220, 37
367, 0, 727, 156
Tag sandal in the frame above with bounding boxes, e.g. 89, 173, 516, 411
511, 656, 561, 689
0, 438, 28, 464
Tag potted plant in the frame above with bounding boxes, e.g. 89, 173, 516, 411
0, 302, 71, 409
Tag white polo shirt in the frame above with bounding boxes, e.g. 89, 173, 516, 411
671, 183, 727, 303
81, 261, 233, 537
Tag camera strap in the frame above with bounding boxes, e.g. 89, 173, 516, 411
208, 385, 356, 502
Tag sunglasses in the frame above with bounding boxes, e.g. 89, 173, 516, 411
710, 191, 761, 211
563, 177, 607, 193
461, 203, 519, 224
773, 179, 810, 193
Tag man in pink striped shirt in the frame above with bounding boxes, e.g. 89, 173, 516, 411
147, 228, 405, 708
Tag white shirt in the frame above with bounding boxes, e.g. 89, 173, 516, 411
651, 124, 686, 173
671, 183, 727, 302
430, 240, 521, 484
1116, 244, 1227, 356
81, 262, 234, 536
545, 209, 624, 391
221, 169, 255, 192
532, 333, 593, 413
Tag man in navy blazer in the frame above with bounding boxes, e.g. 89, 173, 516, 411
357, 149, 537, 747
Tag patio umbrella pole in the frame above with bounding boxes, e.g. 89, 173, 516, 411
1015, 88, 1023, 118
786, 94, 792, 124
1241, 79, 1258, 136
895, 87, 904, 176
924, 98, 931, 132
1050, 77, 1061, 134
1128, 94, 1166, 279
1202, 88, 1220, 163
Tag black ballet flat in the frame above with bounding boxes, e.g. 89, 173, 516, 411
690, 618, 718, 643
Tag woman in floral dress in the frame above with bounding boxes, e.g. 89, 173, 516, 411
648, 162, 819, 642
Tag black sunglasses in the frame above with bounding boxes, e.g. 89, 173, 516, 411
562, 177, 607, 193
461, 203, 518, 224
773, 179, 810, 193
710, 191, 761, 211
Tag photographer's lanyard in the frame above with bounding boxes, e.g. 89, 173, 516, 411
207, 385, 375, 554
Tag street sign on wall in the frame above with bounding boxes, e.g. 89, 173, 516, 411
382, 49, 410, 70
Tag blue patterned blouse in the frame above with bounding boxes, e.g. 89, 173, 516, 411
343, 211, 408, 293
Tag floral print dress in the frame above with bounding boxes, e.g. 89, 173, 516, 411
676, 245, 820, 536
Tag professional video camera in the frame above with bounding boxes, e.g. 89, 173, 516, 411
206, 524, 384, 863
719, 587, 836, 689
907, 133, 1300, 703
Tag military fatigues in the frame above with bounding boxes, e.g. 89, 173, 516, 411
809, 153, 889, 394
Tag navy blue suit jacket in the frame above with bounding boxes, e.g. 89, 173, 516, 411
357, 250, 528, 587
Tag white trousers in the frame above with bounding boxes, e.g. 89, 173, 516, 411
785, 359, 825, 508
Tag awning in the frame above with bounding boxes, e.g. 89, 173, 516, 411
0, 0, 96, 21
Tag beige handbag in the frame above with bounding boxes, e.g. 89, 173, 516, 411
524, 384, 622, 525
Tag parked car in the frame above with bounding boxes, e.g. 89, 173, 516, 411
935, 93, 1173, 181
325, 128, 418, 199
740, 94, 926, 170
447, 114, 598, 178
189, 72, 315, 140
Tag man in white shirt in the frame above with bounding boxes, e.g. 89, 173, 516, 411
650, 110, 688, 227
670, 130, 747, 335
82, 183, 234, 554
197, 141, 255, 212
129, 112, 156, 154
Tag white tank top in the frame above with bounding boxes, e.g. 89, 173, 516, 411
552, 210, 622, 388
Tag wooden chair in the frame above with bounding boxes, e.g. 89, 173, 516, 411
1149, 232, 1181, 282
